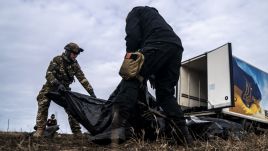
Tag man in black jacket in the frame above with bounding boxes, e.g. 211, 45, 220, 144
111, 6, 193, 146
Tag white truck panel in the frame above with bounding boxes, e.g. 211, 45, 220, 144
207, 44, 232, 109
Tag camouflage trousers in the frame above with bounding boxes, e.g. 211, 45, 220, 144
35, 84, 81, 133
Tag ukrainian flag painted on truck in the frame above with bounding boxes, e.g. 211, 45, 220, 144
230, 57, 268, 119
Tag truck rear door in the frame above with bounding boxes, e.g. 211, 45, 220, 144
207, 43, 234, 109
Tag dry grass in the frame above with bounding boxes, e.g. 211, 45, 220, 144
0, 131, 268, 151
192, 133, 268, 151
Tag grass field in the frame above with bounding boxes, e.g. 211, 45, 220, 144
0, 131, 267, 151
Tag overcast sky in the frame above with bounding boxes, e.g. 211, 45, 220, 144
0, 0, 268, 133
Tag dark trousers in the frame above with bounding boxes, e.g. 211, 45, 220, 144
113, 42, 186, 127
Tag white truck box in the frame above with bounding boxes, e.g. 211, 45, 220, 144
178, 43, 268, 124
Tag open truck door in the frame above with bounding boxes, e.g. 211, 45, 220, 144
207, 43, 234, 109
178, 43, 234, 111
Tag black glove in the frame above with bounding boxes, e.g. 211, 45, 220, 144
57, 84, 66, 92
148, 75, 156, 89
51, 79, 60, 87
89, 89, 96, 98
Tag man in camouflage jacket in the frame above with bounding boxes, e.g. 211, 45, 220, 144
34, 42, 96, 137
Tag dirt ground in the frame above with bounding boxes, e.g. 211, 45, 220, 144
0, 131, 268, 151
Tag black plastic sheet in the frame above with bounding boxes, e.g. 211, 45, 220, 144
47, 91, 113, 136
47, 90, 244, 143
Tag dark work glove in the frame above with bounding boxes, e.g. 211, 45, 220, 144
148, 75, 156, 89
57, 84, 66, 93
51, 79, 60, 87
89, 89, 96, 98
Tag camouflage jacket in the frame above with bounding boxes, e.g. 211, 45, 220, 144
45, 53, 93, 93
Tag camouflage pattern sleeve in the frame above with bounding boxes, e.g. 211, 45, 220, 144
45, 56, 60, 86
74, 62, 93, 93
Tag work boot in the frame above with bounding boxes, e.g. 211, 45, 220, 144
110, 109, 130, 144
177, 126, 193, 147
111, 127, 127, 145
33, 128, 44, 138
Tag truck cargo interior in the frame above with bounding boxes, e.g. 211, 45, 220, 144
178, 54, 208, 112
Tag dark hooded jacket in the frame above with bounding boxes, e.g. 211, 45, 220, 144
125, 6, 183, 52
